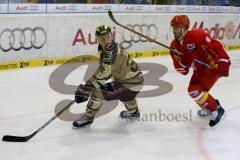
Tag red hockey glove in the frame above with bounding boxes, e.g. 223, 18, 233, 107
216, 59, 231, 77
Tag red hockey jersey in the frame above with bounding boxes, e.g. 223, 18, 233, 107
170, 29, 230, 74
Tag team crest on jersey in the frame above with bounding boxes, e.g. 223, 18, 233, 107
186, 43, 196, 51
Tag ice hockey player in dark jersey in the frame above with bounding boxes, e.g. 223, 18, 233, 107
169, 15, 231, 127
72, 25, 144, 128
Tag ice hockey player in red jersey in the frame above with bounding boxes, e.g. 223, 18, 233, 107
169, 15, 231, 127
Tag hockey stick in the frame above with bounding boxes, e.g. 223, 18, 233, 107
2, 99, 76, 142
108, 10, 211, 68
1, 84, 126, 142
108, 10, 172, 51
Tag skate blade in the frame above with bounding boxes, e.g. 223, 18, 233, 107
118, 115, 140, 121
72, 124, 92, 129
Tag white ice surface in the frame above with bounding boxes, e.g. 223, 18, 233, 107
0, 50, 240, 160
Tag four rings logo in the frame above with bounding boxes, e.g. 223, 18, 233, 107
0, 27, 47, 52
120, 23, 158, 49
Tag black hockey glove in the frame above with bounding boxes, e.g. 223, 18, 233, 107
75, 84, 94, 103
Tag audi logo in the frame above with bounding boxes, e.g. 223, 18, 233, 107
0, 27, 47, 52
120, 24, 158, 49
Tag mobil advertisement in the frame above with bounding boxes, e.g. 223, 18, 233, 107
189, 14, 240, 44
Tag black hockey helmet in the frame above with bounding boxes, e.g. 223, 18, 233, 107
95, 25, 112, 36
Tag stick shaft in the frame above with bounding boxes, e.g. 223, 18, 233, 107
2, 99, 76, 142
108, 10, 211, 68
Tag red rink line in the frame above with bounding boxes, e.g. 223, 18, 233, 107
197, 105, 240, 160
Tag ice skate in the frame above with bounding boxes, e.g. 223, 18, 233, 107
120, 109, 140, 120
209, 100, 226, 127
72, 114, 94, 128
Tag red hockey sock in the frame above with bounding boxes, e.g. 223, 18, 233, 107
188, 84, 218, 112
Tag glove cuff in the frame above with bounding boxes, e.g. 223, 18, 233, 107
85, 80, 95, 88
218, 58, 230, 64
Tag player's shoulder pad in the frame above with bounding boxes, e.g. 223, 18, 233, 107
187, 29, 203, 35
185, 30, 200, 51
187, 29, 209, 40
102, 42, 118, 65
